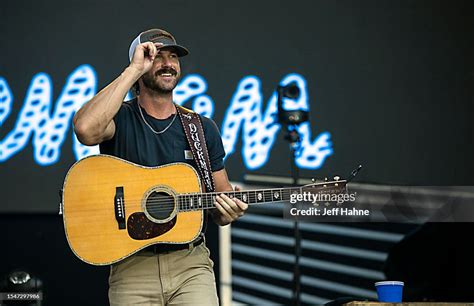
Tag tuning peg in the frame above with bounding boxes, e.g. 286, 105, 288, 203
333, 175, 340, 181
311, 178, 315, 183
324, 177, 328, 181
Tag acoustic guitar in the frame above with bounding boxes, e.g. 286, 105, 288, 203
62, 154, 346, 265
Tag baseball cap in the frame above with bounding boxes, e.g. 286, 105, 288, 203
128, 28, 189, 61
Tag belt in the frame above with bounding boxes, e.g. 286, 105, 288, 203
144, 237, 204, 254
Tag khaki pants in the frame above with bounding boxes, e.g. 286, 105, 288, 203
108, 243, 219, 305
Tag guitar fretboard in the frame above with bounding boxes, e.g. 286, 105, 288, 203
177, 187, 302, 212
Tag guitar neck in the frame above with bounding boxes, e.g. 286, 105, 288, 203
178, 187, 302, 212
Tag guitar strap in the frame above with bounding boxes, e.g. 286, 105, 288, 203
176, 105, 216, 193
176, 105, 215, 238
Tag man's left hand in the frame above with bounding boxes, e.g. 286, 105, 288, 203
213, 185, 248, 226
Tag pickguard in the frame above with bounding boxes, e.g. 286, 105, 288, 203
127, 212, 177, 240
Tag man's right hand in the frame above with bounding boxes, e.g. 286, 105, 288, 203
74, 42, 163, 146
129, 42, 164, 75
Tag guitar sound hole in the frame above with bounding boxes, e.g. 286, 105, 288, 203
145, 191, 175, 221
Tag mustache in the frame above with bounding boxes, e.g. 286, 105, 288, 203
155, 68, 177, 76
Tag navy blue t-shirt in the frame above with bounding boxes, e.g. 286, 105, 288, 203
100, 99, 225, 172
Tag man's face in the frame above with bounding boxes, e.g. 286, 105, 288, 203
141, 48, 181, 94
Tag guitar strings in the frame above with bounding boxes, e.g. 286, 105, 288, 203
67, 189, 300, 214
106, 188, 298, 207
110, 190, 299, 214
69, 188, 300, 206
66, 178, 340, 214
66, 198, 292, 215
66, 167, 342, 213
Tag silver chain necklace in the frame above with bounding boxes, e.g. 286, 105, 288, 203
138, 103, 177, 135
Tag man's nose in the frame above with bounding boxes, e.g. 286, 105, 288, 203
160, 56, 173, 67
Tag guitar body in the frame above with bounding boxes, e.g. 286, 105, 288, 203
62, 155, 203, 266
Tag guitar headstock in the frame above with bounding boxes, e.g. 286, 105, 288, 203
299, 176, 348, 206
301, 176, 347, 194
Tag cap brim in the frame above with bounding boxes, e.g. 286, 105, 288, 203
156, 44, 189, 57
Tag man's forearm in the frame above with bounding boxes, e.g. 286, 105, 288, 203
73, 66, 142, 145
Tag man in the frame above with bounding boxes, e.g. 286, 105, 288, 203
73, 28, 247, 305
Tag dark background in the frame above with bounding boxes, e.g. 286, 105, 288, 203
0, 1, 473, 305
1, 0, 473, 213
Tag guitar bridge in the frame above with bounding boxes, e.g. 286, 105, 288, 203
114, 187, 126, 230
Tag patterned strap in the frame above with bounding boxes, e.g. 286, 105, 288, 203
176, 105, 216, 193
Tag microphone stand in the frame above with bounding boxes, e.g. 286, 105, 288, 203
286, 127, 302, 306
275, 82, 362, 306
276, 82, 307, 306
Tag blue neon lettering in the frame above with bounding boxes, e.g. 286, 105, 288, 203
0, 67, 332, 169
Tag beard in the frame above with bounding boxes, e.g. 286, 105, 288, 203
141, 68, 180, 94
